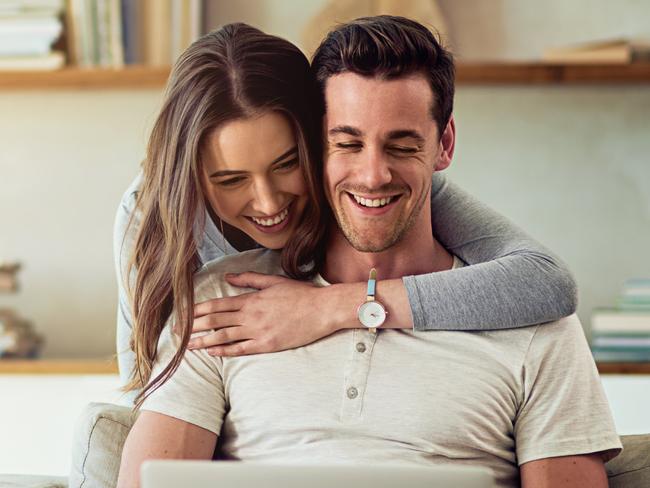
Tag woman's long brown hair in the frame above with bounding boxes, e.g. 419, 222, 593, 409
122, 23, 327, 408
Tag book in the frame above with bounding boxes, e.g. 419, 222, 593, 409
0, 0, 64, 16
170, 0, 202, 64
108, 0, 123, 67
591, 308, 650, 333
0, 36, 59, 57
0, 13, 63, 57
95, 0, 110, 66
621, 278, 650, 296
592, 347, 650, 363
0, 50, 64, 70
543, 39, 650, 65
65, 0, 201, 67
592, 335, 650, 348
142, 0, 171, 66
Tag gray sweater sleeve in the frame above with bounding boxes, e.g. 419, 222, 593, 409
113, 176, 143, 405
403, 172, 577, 331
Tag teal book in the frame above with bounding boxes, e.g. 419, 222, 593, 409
592, 347, 650, 362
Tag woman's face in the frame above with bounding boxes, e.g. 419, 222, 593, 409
201, 111, 309, 249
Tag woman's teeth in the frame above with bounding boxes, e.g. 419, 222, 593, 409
352, 194, 394, 208
251, 207, 289, 227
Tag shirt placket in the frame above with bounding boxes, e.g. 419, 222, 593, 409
340, 328, 378, 423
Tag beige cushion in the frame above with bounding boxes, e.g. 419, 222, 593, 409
68, 402, 137, 488
607, 434, 650, 488
0, 475, 66, 488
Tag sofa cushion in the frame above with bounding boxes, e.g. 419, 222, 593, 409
607, 433, 650, 488
0, 475, 66, 488
68, 402, 137, 488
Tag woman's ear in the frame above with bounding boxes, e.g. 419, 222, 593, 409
434, 115, 455, 172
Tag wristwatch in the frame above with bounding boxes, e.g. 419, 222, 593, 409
357, 268, 387, 333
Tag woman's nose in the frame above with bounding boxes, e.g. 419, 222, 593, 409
251, 179, 282, 215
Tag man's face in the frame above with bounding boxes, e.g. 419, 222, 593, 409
324, 72, 451, 252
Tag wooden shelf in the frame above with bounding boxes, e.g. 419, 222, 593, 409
596, 362, 650, 375
0, 65, 170, 90
0, 358, 646, 375
2, 63, 650, 90
457, 62, 650, 84
0, 358, 118, 375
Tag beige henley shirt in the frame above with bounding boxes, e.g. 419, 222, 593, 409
142, 249, 621, 487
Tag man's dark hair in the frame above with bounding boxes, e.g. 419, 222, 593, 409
311, 15, 455, 136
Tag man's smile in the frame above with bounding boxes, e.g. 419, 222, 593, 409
344, 191, 404, 216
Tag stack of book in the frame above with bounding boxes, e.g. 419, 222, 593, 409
0, 0, 65, 71
543, 38, 650, 65
66, 0, 203, 68
591, 279, 650, 363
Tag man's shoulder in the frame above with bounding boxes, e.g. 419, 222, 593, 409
193, 249, 284, 302
521, 313, 593, 370
528, 313, 585, 344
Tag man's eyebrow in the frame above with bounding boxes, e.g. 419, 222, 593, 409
387, 130, 425, 145
328, 125, 362, 137
209, 146, 298, 178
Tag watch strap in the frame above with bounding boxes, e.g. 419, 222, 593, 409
366, 268, 377, 302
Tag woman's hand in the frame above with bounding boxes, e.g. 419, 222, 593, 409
188, 272, 339, 356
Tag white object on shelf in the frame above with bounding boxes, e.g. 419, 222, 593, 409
0, 51, 65, 71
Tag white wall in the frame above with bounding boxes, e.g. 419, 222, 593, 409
0, 0, 649, 357
0, 91, 162, 357
0, 374, 121, 475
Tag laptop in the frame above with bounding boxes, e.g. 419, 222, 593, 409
141, 461, 495, 488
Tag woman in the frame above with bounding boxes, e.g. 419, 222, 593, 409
115, 23, 576, 407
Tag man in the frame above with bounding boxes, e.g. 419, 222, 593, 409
117, 16, 621, 488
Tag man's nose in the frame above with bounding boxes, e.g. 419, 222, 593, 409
359, 148, 392, 189
252, 178, 282, 215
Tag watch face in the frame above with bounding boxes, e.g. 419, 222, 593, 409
358, 301, 387, 328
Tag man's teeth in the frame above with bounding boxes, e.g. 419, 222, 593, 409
251, 208, 289, 227
352, 194, 393, 208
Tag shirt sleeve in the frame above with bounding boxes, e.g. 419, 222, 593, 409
403, 173, 577, 331
140, 326, 227, 435
514, 315, 622, 465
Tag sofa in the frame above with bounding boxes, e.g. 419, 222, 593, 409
2, 402, 649, 487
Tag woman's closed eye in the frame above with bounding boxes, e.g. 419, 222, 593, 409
273, 158, 299, 172
217, 175, 247, 187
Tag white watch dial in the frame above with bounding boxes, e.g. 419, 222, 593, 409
358, 301, 387, 328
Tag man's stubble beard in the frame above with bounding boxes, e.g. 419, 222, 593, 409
332, 181, 431, 253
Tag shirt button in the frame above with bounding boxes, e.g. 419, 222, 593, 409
356, 342, 366, 353
347, 387, 359, 399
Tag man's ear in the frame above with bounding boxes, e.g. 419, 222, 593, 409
434, 115, 455, 172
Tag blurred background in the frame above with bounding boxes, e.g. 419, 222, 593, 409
3, 0, 648, 359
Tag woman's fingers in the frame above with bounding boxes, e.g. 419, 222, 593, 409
206, 340, 260, 357
188, 326, 249, 350
225, 272, 289, 290
193, 294, 248, 317
192, 311, 240, 332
